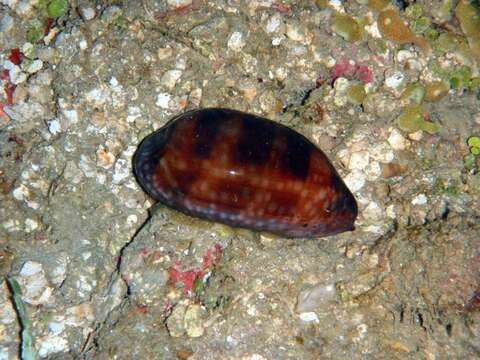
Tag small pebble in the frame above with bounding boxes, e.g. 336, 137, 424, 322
299, 312, 319, 322
272, 36, 284, 46
385, 71, 405, 90
78, 1, 96, 21
184, 304, 204, 338
344, 170, 366, 192
397, 50, 414, 63
126, 214, 138, 226
126, 106, 142, 123
227, 31, 245, 52
266, 14, 282, 33
37, 335, 68, 358
85, 88, 109, 106
61, 108, 79, 125
109, 76, 119, 87
157, 47, 173, 60
363, 202, 383, 221
17, 261, 54, 306
387, 128, 408, 150
408, 130, 423, 141
79, 39, 88, 50
329, 0, 344, 12
161, 70, 183, 90
50, 255, 68, 286
156, 93, 172, 109
12, 184, 30, 201
96, 146, 115, 169
381, 162, 404, 178
166, 303, 187, 337
21, 42, 35, 58
188, 88, 202, 107
348, 151, 370, 171
25, 218, 38, 232
333, 77, 350, 107
3, 59, 15, 70
112, 159, 129, 183
0, 14, 14, 32
412, 194, 427, 205
48, 119, 61, 134
9, 66, 27, 84
23, 59, 43, 74
285, 23, 305, 42
19, 261, 43, 276
3, 219, 21, 232
364, 21, 381, 38
79, 155, 96, 178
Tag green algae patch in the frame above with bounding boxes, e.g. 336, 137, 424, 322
426, 60, 477, 95
432, 0, 454, 22
468, 136, 480, 156
47, 0, 69, 18
405, 3, 423, 19
455, 0, 480, 39
464, 153, 477, 170
397, 105, 439, 134
411, 16, 431, 35
432, 179, 459, 196
332, 12, 363, 43
455, 0, 480, 60
401, 83, 425, 105
450, 65, 473, 90
435, 32, 465, 53
469, 77, 480, 92
316, 0, 329, 9
464, 136, 480, 171
368, 0, 390, 12
424, 28, 440, 41
424, 81, 449, 102
347, 83, 367, 105
377, 9, 430, 53
26, 21, 44, 43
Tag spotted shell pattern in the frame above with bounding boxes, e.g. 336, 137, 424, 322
133, 108, 357, 238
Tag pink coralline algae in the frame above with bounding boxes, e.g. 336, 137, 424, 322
155, 0, 202, 20
331, 58, 373, 84
4, 84, 16, 105
1, 70, 16, 115
202, 243, 223, 268
1, 50, 22, 116
7, 48, 22, 65
271, 3, 292, 13
168, 243, 223, 296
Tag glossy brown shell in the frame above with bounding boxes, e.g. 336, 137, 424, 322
133, 108, 357, 238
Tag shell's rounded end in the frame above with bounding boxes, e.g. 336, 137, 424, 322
132, 128, 170, 201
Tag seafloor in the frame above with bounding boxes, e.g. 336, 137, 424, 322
1, 0, 480, 359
